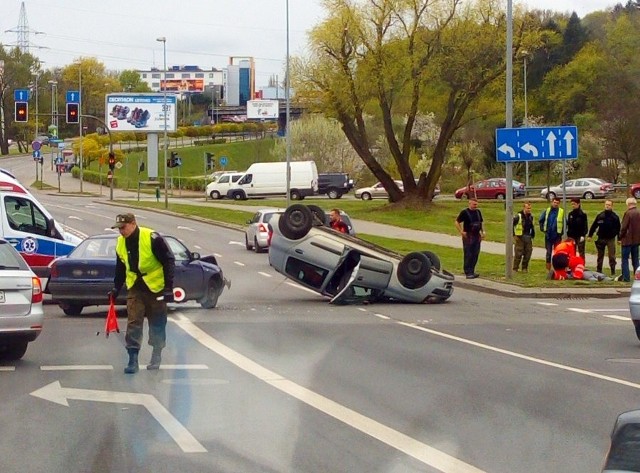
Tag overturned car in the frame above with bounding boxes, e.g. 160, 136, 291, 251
269, 204, 454, 304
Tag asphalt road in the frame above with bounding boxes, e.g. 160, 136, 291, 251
0, 156, 638, 472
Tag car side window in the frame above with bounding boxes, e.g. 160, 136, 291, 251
239, 174, 252, 185
231, 175, 242, 183
4, 196, 48, 236
165, 237, 189, 262
251, 212, 261, 224
285, 257, 328, 290
218, 175, 229, 184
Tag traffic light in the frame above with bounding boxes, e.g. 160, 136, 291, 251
206, 152, 215, 170
108, 152, 116, 171
66, 103, 79, 124
15, 102, 28, 122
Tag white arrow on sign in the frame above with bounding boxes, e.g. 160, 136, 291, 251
521, 142, 539, 157
497, 143, 515, 158
30, 381, 206, 453
564, 130, 575, 155
546, 131, 557, 157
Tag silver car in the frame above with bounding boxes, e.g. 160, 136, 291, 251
628, 268, 640, 340
0, 239, 44, 360
355, 180, 403, 200
269, 204, 454, 304
540, 178, 614, 200
245, 208, 286, 253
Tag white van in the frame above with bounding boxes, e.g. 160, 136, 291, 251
0, 170, 80, 279
226, 161, 318, 200
205, 172, 244, 199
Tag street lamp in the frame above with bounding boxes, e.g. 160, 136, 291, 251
521, 49, 530, 189
48, 80, 58, 172
77, 62, 84, 193
156, 36, 169, 209
285, 0, 291, 207
31, 72, 39, 138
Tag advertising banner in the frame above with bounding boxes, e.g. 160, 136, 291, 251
105, 93, 177, 133
247, 100, 279, 120
160, 79, 204, 92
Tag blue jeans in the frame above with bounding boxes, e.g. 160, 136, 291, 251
621, 245, 639, 282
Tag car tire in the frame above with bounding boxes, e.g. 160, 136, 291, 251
3, 340, 28, 360
254, 237, 262, 253
279, 204, 313, 240
199, 278, 220, 309
421, 251, 441, 271
583, 192, 594, 199
397, 252, 432, 289
245, 234, 252, 250
328, 189, 340, 199
62, 304, 83, 316
548, 192, 556, 201
233, 191, 246, 201
306, 205, 326, 226
210, 190, 221, 199
496, 193, 505, 200
290, 190, 302, 200
361, 192, 372, 201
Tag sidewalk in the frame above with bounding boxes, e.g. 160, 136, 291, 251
30, 169, 630, 299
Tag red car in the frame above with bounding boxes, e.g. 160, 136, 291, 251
455, 178, 525, 200
630, 183, 640, 199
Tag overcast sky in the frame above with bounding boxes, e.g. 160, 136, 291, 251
0, 0, 622, 87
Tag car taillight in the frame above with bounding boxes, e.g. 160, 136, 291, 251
258, 223, 267, 233
32, 277, 43, 303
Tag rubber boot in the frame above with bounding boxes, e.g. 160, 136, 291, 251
124, 349, 139, 374
147, 348, 162, 370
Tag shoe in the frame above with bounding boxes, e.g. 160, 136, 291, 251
522, 269, 528, 273
146, 348, 162, 370
117, 106, 130, 120
465, 274, 479, 279
513, 268, 519, 272
127, 107, 139, 123
124, 349, 139, 374
135, 110, 150, 128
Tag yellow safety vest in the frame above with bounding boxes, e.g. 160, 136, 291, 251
116, 227, 165, 292
514, 213, 524, 236
543, 207, 564, 234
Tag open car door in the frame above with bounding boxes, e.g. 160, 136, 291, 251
329, 251, 393, 305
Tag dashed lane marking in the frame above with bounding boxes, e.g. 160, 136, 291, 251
258, 271, 272, 278
39, 364, 209, 371
603, 315, 631, 321
537, 302, 558, 306
285, 281, 322, 295
0, 367, 15, 372
234, 261, 245, 267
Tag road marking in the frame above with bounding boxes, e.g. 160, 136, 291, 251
374, 313, 390, 320
568, 308, 592, 313
589, 309, 628, 312
258, 271, 272, 278
537, 302, 557, 306
67, 215, 82, 221
214, 253, 222, 258
229, 241, 244, 246
603, 315, 630, 321
234, 261, 245, 267
194, 245, 202, 250
173, 313, 485, 472
30, 381, 206, 453
0, 366, 15, 372
41, 365, 113, 371
177, 225, 195, 232
285, 281, 320, 295
397, 321, 640, 390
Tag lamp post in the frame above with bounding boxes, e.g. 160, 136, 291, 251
505, 0, 514, 279
78, 62, 84, 193
156, 36, 169, 209
285, 0, 291, 208
31, 72, 40, 184
48, 80, 58, 171
521, 49, 529, 189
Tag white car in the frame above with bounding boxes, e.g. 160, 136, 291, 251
540, 178, 614, 200
205, 172, 244, 199
245, 208, 286, 253
0, 239, 43, 360
355, 180, 404, 200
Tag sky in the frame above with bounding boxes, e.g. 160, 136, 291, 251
0, 0, 623, 87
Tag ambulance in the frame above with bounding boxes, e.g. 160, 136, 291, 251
0, 169, 80, 279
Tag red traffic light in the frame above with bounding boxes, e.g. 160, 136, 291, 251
15, 102, 28, 122
66, 103, 79, 124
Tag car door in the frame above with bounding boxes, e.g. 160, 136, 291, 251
330, 252, 393, 304
165, 236, 203, 300
562, 180, 575, 197
372, 183, 387, 198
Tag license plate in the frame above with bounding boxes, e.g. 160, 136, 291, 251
0, 291, 4, 303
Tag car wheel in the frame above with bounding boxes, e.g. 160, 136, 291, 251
233, 191, 245, 201
397, 252, 432, 289
583, 192, 594, 199
199, 278, 221, 309
496, 193, 505, 200
361, 192, 372, 201
634, 189, 640, 199
290, 190, 302, 200
61, 303, 83, 316
421, 251, 441, 271
306, 205, 326, 226
548, 192, 556, 201
328, 189, 339, 199
3, 340, 28, 360
254, 237, 262, 253
245, 234, 252, 250
633, 320, 640, 341
279, 204, 313, 240
210, 190, 221, 199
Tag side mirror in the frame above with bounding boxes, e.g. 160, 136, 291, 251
191, 252, 201, 261
47, 217, 63, 239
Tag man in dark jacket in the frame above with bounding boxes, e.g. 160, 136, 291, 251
619, 198, 640, 282
513, 202, 535, 272
588, 200, 620, 275
567, 198, 589, 258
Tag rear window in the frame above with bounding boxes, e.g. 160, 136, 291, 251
0, 241, 29, 270
69, 237, 116, 259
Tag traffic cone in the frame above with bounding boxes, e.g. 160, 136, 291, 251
105, 297, 120, 338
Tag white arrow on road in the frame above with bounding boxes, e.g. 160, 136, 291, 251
564, 130, 575, 155
521, 142, 539, 157
497, 143, 515, 158
30, 381, 206, 453
546, 131, 557, 156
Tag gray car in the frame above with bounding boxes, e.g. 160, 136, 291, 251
268, 204, 454, 304
628, 269, 640, 340
0, 239, 44, 360
540, 178, 614, 200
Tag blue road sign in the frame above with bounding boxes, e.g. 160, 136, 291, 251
495, 126, 578, 162
66, 90, 80, 103
219, 156, 228, 166
32, 150, 41, 158
14, 89, 29, 102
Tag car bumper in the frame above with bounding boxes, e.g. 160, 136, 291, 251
629, 284, 640, 320
0, 307, 44, 342
48, 281, 127, 306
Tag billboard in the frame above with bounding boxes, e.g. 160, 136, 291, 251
247, 99, 279, 120
105, 93, 177, 132
160, 79, 204, 92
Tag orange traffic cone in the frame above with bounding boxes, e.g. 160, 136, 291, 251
105, 296, 120, 338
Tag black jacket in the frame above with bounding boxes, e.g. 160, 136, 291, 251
567, 208, 588, 241
588, 209, 621, 240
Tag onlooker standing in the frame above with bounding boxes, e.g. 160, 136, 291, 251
329, 208, 349, 234
455, 198, 485, 279
109, 213, 175, 374
513, 201, 535, 272
588, 200, 620, 275
566, 198, 589, 258
619, 197, 640, 282
539, 197, 564, 271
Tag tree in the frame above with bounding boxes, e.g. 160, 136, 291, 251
119, 70, 151, 93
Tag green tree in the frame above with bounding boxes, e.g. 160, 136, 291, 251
119, 70, 151, 93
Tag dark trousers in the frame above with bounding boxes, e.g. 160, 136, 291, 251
621, 245, 640, 283
462, 236, 481, 276
545, 235, 562, 263
595, 238, 616, 274
513, 235, 533, 270
125, 283, 168, 351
